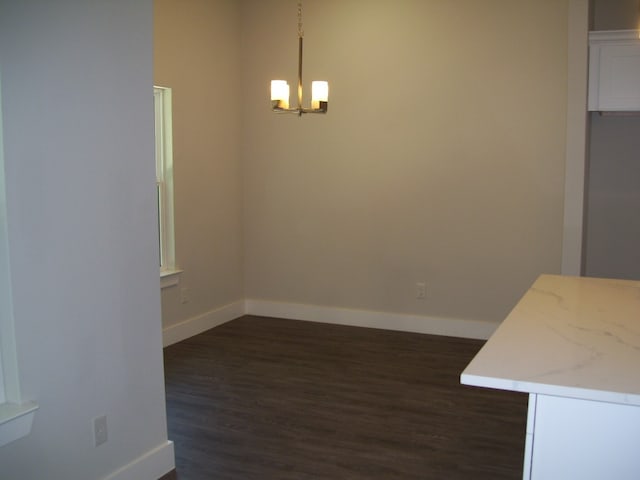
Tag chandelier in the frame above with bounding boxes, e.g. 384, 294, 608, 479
270, 2, 329, 116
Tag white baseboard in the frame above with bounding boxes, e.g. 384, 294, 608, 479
245, 299, 498, 340
104, 440, 174, 480
162, 299, 497, 345
162, 301, 245, 347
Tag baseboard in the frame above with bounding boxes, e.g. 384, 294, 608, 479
104, 440, 175, 480
162, 299, 497, 345
245, 300, 498, 340
162, 301, 245, 347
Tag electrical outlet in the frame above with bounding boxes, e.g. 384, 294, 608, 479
180, 287, 189, 304
93, 415, 108, 447
416, 281, 426, 300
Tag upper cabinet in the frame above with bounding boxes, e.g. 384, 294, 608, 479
588, 30, 640, 112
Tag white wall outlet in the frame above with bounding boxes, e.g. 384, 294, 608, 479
93, 415, 108, 447
180, 287, 189, 304
416, 281, 426, 300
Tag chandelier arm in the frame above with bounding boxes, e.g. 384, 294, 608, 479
271, 105, 326, 115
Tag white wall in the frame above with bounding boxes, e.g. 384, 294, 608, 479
585, 114, 640, 280
0, 0, 173, 478
584, 0, 640, 280
241, 0, 569, 326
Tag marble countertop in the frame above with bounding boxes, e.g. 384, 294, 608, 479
461, 274, 640, 406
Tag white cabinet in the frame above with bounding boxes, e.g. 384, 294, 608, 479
588, 30, 640, 111
526, 394, 640, 480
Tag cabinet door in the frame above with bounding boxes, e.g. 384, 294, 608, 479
589, 32, 640, 111
530, 395, 640, 480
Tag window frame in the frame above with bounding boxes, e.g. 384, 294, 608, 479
0, 68, 38, 446
153, 86, 180, 288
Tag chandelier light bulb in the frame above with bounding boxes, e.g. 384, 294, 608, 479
311, 81, 329, 110
271, 80, 290, 109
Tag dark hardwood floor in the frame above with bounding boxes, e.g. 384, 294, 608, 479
163, 315, 528, 480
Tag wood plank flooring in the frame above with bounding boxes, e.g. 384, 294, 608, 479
163, 315, 528, 480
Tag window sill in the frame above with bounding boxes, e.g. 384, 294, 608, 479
160, 269, 182, 289
0, 401, 38, 447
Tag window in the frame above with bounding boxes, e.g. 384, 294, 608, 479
153, 86, 179, 288
0, 71, 38, 446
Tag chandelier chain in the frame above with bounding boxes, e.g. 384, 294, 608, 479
298, 1, 304, 38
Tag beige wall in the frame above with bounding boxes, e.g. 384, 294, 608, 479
241, 0, 569, 323
155, 0, 244, 329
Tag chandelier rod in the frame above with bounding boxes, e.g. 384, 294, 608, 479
297, 2, 304, 116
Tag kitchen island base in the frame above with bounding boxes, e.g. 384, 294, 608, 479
524, 393, 640, 479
